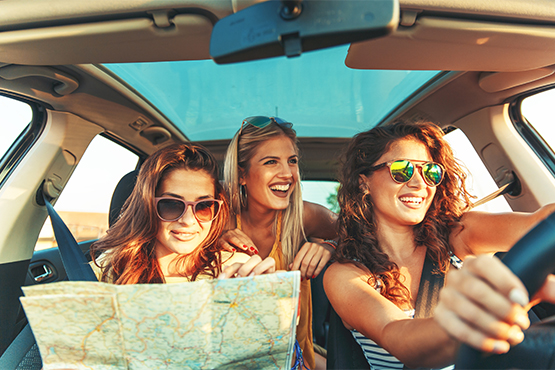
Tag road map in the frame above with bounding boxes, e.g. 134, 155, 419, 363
20, 271, 300, 370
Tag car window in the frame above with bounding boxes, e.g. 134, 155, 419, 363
0, 95, 35, 185
36, 135, 139, 250
521, 89, 555, 155
302, 181, 339, 213
444, 129, 512, 213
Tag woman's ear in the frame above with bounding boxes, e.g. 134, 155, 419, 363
359, 174, 370, 192
239, 167, 246, 186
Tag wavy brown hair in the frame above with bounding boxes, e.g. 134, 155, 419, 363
91, 143, 229, 284
335, 121, 472, 305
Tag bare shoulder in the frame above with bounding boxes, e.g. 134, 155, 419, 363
324, 262, 370, 295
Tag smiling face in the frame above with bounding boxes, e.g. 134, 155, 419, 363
154, 168, 216, 266
360, 138, 437, 228
241, 135, 300, 212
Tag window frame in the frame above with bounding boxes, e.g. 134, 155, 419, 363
510, 86, 555, 178
0, 93, 47, 188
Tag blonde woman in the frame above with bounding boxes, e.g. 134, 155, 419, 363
221, 116, 338, 369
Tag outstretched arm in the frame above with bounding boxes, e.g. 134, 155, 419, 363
324, 262, 458, 369
452, 203, 555, 258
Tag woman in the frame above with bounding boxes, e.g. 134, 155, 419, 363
91, 143, 275, 284
323, 120, 555, 369
221, 116, 338, 369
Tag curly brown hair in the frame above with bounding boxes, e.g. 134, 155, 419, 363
91, 143, 229, 284
335, 121, 472, 305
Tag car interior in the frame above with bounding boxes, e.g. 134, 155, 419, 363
2, 0, 555, 369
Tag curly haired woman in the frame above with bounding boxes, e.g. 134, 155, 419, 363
324, 121, 555, 369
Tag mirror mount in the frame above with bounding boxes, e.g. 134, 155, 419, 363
210, 0, 399, 64
280, 0, 303, 20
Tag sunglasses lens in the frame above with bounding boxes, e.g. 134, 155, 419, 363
390, 160, 414, 183
245, 116, 272, 128
422, 163, 444, 186
157, 199, 185, 221
194, 200, 220, 222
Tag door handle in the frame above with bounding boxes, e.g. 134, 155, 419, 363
32, 264, 54, 282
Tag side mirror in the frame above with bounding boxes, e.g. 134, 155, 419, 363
210, 0, 399, 64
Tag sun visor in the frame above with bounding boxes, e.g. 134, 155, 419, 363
0, 14, 213, 65
346, 16, 555, 72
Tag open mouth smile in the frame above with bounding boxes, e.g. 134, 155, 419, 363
270, 183, 291, 193
399, 196, 424, 205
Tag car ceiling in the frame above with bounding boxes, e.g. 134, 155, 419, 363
2, 0, 555, 180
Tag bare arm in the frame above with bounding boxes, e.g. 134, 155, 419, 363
302, 201, 338, 239
324, 262, 458, 368
452, 203, 555, 258
289, 201, 338, 279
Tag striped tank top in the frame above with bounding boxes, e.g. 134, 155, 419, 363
350, 253, 463, 370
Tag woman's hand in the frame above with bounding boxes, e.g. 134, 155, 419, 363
434, 255, 532, 354
218, 228, 259, 256
218, 255, 276, 279
289, 239, 334, 281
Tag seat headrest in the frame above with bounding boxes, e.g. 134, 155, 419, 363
108, 169, 139, 228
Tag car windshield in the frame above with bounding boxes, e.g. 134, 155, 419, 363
104, 45, 439, 141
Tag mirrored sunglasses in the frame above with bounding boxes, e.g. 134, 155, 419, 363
154, 197, 223, 222
240, 116, 292, 133
367, 159, 445, 187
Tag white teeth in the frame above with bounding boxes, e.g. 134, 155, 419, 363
270, 184, 290, 191
399, 197, 423, 204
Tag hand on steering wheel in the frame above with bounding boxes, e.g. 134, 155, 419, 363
450, 212, 555, 369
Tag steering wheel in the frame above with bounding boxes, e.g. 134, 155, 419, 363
455, 212, 555, 369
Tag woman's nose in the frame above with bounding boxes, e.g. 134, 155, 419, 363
407, 166, 427, 188
279, 162, 293, 178
178, 204, 196, 225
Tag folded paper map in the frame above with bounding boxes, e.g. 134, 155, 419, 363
20, 271, 300, 370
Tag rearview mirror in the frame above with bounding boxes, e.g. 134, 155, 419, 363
210, 0, 399, 64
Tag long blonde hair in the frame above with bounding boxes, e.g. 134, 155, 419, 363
224, 120, 305, 266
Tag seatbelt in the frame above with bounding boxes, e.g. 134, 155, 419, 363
41, 192, 97, 282
2, 191, 98, 370
414, 253, 444, 319
471, 175, 519, 209
401, 254, 445, 370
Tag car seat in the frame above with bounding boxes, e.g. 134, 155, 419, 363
327, 306, 371, 369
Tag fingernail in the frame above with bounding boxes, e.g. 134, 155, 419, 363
491, 340, 510, 354
312, 275, 315, 279
218, 272, 227, 280
514, 313, 530, 330
301, 277, 304, 282
231, 248, 236, 252
248, 272, 255, 277
509, 288, 529, 307
254, 250, 258, 254
243, 245, 248, 250
508, 326, 525, 344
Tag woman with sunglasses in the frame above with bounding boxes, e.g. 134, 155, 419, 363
222, 116, 338, 369
323, 121, 555, 369
91, 143, 275, 284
